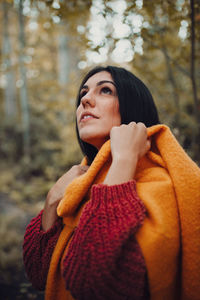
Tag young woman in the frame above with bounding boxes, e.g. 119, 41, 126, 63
23, 66, 200, 300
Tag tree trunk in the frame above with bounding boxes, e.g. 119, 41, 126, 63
57, 34, 69, 85
2, 1, 17, 119
18, 0, 30, 158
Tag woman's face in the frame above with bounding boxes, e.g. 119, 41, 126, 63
76, 71, 121, 149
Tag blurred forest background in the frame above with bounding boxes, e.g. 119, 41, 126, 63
0, 0, 199, 298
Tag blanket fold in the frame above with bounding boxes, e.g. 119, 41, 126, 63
45, 124, 200, 300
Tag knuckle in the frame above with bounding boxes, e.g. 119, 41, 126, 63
130, 121, 136, 126
137, 123, 147, 134
137, 122, 146, 128
120, 124, 127, 129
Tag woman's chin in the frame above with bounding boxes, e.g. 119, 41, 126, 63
80, 135, 108, 150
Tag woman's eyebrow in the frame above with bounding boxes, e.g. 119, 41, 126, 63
81, 80, 116, 91
97, 80, 116, 87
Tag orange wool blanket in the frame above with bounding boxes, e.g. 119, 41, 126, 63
45, 124, 200, 300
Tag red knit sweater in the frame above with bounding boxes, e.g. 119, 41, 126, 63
23, 210, 63, 290
23, 181, 149, 299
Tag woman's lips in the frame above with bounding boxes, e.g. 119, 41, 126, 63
80, 112, 99, 122
80, 115, 97, 123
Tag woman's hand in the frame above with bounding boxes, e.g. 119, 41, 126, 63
104, 122, 150, 185
110, 122, 150, 163
42, 165, 89, 231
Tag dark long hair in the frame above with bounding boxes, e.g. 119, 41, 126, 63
76, 66, 160, 164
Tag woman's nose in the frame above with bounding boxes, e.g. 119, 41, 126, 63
81, 91, 95, 107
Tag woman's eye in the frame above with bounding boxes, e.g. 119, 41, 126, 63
80, 91, 87, 98
101, 87, 112, 95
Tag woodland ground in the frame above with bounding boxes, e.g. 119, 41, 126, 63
0, 192, 44, 300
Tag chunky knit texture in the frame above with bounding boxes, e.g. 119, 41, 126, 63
63, 181, 148, 300
23, 182, 148, 298
23, 211, 63, 290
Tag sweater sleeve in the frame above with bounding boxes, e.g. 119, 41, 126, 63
62, 180, 149, 300
23, 210, 63, 290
